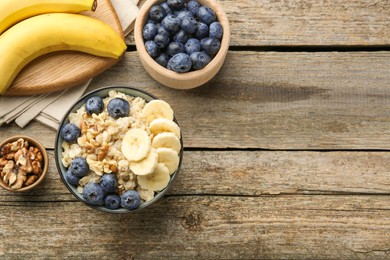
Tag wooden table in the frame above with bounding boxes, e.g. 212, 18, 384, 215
2, 0, 390, 259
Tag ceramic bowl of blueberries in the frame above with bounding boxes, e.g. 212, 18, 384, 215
54, 86, 183, 213
134, 0, 230, 89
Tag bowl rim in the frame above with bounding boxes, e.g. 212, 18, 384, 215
0, 135, 48, 192
134, 0, 231, 85
54, 85, 184, 213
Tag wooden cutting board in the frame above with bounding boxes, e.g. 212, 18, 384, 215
4, 0, 124, 96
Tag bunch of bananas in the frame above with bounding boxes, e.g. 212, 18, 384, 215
0, 0, 127, 94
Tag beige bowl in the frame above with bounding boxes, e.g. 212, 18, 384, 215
0, 136, 48, 192
134, 0, 230, 89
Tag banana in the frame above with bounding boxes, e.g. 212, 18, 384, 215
0, 0, 97, 35
130, 148, 158, 176
137, 163, 170, 192
149, 118, 181, 139
121, 128, 151, 162
157, 148, 180, 175
142, 100, 174, 125
152, 132, 181, 153
0, 13, 126, 94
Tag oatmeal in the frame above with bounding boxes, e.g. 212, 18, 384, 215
60, 90, 181, 210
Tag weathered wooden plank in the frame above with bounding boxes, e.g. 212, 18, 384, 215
1, 150, 390, 203
128, 0, 390, 47
1, 195, 390, 259
2, 51, 390, 150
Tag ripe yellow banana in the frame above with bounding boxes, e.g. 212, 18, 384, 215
0, 13, 126, 94
0, 0, 97, 35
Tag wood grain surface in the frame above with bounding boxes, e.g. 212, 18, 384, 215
4, 0, 123, 96
3, 51, 389, 150
1, 151, 390, 259
128, 0, 390, 46
2, 0, 390, 259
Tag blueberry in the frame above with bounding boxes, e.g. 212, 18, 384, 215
161, 14, 180, 33
176, 10, 193, 21
194, 22, 209, 39
209, 21, 223, 40
83, 182, 104, 206
200, 37, 221, 56
104, 194, 121, 210
157, 25, 172, 38
149, 5, 166, 22
155, 53, 170, 68
70, 157, 89, 178
120, 190, 141, 210
196, 6, 216, 25
184, 38, 201, 55
60, 123, 81, 143
107, 98, 130, 119
160, 2, 173, 15
154, 33, 171, 49
145, 40, 160, 58
190, 51, 211, 70
145, 18, 158, 25
167, 0, 185, 11
99, 173, 118, 194
85, 96, 104, 116
167, 53, 192, 73
143, 23, 158, 41
65, 169, 80, 186
187, 0, 200, 15
173, 29, 189, 43
166, 42, 185, 56
181, 16, 197, 34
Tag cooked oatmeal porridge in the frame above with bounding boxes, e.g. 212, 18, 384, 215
60, 90, 181, 210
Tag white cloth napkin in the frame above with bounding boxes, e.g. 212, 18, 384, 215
0, 0, 139, 130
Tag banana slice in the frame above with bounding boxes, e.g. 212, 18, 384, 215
152, 132, 181, 153
142, 100, 174, 125
149, 118, 181, 139
130, 148, 158, 176
157, 148, 180, 175
137, 163, 170, 191
121, 128, 151, 162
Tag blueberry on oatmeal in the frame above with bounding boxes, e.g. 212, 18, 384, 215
99, 173, 118, 194
83, 182, 104, 206
85, 96, 104, 115
104, 194, 121, 210
121, 190, 141, 210
70, 157, 89, 178
65, 169, 80, 186
60, 123, 80, 143
107, 98, 130, 119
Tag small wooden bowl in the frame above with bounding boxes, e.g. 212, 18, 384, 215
134, 0, 230, 89
0, 136, 48, 192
